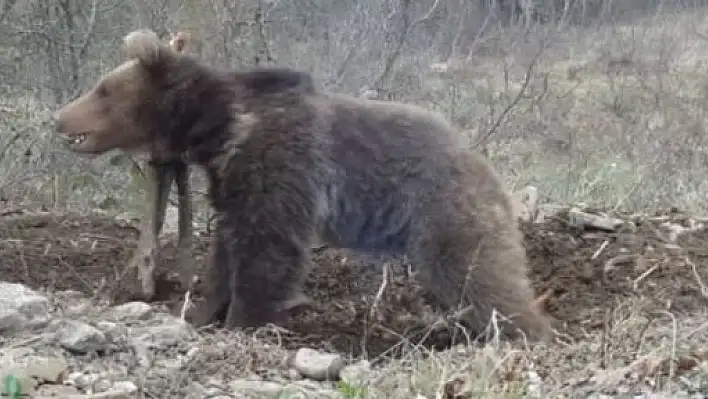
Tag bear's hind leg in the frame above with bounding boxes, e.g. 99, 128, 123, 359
409, 216, 550, 342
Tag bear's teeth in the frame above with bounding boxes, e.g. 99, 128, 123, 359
73, 134, 86, 144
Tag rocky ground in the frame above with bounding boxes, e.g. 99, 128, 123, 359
0, 204, 707, 398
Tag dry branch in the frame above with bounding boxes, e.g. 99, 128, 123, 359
474, 38, 546, 149
372, 0, 442, 91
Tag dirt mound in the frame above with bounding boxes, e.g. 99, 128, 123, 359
0, 207, 706, 358
524, 208, 708, 338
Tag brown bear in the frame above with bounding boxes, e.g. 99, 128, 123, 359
52, 29, 552, 342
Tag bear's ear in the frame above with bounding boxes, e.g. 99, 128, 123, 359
122, 29, 175, 68
169, 31, 189, 53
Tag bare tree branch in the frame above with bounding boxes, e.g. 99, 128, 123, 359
76, 0, 98, 60
474, 38, 546, 149
0, 0, 17, 24
373, 0, 443, 91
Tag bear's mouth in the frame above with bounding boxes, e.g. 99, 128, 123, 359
61, 132, 89, 146
58, 132, 99, 155
71, 133, 87, 145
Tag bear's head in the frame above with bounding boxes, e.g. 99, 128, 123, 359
52, 29, 191, 156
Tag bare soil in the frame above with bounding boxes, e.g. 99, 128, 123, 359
0, 206, 707, 360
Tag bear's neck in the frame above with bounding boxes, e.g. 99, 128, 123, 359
153, 64, 319, 177
157, 69, 237, 167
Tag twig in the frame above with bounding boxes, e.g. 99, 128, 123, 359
656, 310, 678, 391
179, 290, 193, 321
0, 132, 23, 166
0, 0, 18, 24
372, 0, 412, 90
531, 288, 554, 311
369, 263, 390, 318
75, 0, 98, 60
252, 1, 276, 66
684, 255, 708, 297
682, 320, 708, 340
360, 263, 390, 358
591, 240, 609, 260
487, 308, 502, 348
603, 254, 637, 275
599, 306, 612, 369
633, 314, 656, 359
632, 264, 659, 290
474, 39, 546, 148
372, 0, 442, 91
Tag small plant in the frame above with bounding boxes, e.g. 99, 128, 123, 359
2, 375, 21, 398
337, 380, 369, 399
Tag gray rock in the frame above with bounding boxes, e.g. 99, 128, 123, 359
64, 370, 108, 392
108, 380, 138, 396
525, 369, 543, 398
94, 321, 126, 343
90, 378, 114, 393
86, 388, 135, 399
0, 354, 69, 395
51, 320, 108, 354
0, 347, 35, 360
109, 301, 153, 321
0, 282, 51, 334
534, 204, 567, 223
64, 302, 94, 317
291, 380, 339, 397
568, 208, 624, 231
229, 379, 292, 398
130, 341, 154, 368
53, 290, 86, 303
185, 381, 210, 399
65, 371, 92, 388
129, 317, 195, 348
34, 384, 84, 398
203, 390, 226, 398
291, 348, 345, 381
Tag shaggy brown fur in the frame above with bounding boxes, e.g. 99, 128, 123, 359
53, 29, 551, 341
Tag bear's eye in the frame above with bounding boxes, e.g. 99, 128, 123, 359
96, 84, 109, 98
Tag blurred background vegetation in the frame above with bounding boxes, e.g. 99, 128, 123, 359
3, 0, 708, 223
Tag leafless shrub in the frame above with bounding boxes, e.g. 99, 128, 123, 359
1, 0, 708, 216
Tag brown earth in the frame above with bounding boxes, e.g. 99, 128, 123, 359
0, 206, 707, 359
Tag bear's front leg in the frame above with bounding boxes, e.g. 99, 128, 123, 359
126, 159, 176, 300
192, 190, 315, 329
185, 233, 230, 327
173, 159, 196, 291
224, 231, 312, 328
